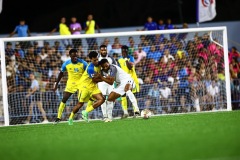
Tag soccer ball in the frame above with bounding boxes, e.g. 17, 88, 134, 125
141, 109, 152, 119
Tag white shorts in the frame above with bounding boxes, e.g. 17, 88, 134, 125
113, 79, 135, 96
98, 81, 114, 96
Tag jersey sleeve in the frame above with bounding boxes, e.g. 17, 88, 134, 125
129, 56, 134, 63
110, 56, 117, 65
61, 62, 67, 72
87, 64, 95, 78
78, 58, 88, 70
109, 65, 117, 77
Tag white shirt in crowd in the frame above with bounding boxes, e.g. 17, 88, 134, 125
31, 79, 39, 91
163, 54, 175, 63
160, 87, 171, 99
207, 84, 219, 96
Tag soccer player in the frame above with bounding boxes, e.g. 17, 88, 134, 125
53, 49, 88, 124
98, 44, 117, 122
68, 51, 105, 125
97, 59, 140, 117
118, 45, 140, 118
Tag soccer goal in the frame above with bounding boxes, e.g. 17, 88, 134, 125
0, 26, 231, 126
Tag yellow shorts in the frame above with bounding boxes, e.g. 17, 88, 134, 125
65, 83, 81, 99
79, 86, 101, 103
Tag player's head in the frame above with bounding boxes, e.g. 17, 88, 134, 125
88, 51, 99, 66
69, 49, 78, 63
99, 44, 107, 57
99, 59, 110, 72
121, 45, 129, 58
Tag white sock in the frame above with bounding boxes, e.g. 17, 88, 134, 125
126, 90, 139, 112
101, 101, 107, 118
106, 101, 114, 119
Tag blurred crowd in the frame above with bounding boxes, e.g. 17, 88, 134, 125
2, 16, 240, 124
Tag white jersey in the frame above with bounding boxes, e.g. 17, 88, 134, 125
98, 55, 116, 95
101, 64, 132, 85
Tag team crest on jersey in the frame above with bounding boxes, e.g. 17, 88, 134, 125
74, 68, 79, 72
202, 0, 214, 7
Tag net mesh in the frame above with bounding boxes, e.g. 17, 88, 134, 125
1, 29, 228, 125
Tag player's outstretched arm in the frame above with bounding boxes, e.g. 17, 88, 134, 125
53, 71, 64, 92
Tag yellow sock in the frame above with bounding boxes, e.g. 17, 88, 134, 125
86, 100, 93, 111
57, 102, 66, 119
86, 103, 94, 113
69, 112, 75, 119
121, 97, 128, 114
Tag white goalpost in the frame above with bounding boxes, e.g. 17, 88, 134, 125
0, 26, 231, 126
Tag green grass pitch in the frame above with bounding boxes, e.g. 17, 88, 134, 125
0, 111, 240, 160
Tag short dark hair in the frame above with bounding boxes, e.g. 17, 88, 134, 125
121, 45, 128, 51
88, 51, 99, 59
69, 48, 78, 55
99, 58, 109, 65
100, 44, 107, 49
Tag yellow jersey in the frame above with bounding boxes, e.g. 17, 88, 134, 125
79, 63, 101, 90
118, 56, 140, 92
59, 23, 71, 35
61, 58, 88, 85
85, 20, 95, 34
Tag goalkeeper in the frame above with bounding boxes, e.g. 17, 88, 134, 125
53, 49, 88, 124
118, 45, 140, 118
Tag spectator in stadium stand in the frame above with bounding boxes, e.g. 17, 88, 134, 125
206, 80, 220, 110
147, 44, 162, 63
163, 48, 175, 63
229, 58, 240, 79
157, 19, 165, 40
142, 39, 151, 53
39, 48, 48, 60
229, 46, 239, 64
177, 23, 189, 44
165, 18, 176, 38
101, 38, 112, 53
69, 16, 82, 48
33, 41, 42, 55
110, 42, 122, 55
76, 45, 86, 59
5, 42, 15, 60
140, 16, 157, 42
61, 45, 72, 62
146, 82, 160, 111
48, 17, 72, 47
84, 14, 101, 50
24, 73, 49, 124
159, 81, 172, 113
128, 39, 137, 56
52, 41, 64, 55
139, 35, 146, 46
9, 19, 32, 49
133, 44, 147, 65
201, 33, 210, 48
157, 19, 165, 30
178, 76, 190, 112
43, 41, 51, 53
14, 42, 25, 59
127, 36, 134, 47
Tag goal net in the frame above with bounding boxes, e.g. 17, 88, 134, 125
0, 26, 231, 126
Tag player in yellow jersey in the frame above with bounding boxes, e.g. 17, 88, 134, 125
68, 51, 105, 125
118, 45, 140, 118
53, 49, 88, 124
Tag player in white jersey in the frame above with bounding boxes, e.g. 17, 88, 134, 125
97, 58, 140, 117
98, 45, 117, 122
